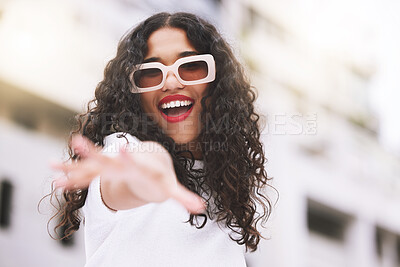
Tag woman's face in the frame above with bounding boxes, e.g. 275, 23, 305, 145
139, 27, 209, 147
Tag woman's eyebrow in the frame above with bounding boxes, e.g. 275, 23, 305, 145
142, 51, 199, 63
142, 57, 161, 63
178, 51, 199, 57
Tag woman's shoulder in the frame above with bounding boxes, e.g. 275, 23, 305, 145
102, 132, 141, 156
103, 132, 140, 146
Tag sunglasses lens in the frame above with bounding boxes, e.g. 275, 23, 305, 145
178, 60, 208, 82
133, 68, 163, 88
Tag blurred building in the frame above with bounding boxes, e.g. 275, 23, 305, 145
0, 0, 400, 267
0, 80, 85, 266
228, 1, 400, 267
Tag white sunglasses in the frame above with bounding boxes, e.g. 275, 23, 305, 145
131, 54, 216, 93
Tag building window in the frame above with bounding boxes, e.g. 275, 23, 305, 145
375, 227, 383, 258
0, 180, 13, 228
11, 107, 38, 130
375, 227, 400, 265
244, 6, 287, 41
396, 236, 400, 265
307, 200, 348, 241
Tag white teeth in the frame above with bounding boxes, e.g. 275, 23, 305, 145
160, 100, 193, 110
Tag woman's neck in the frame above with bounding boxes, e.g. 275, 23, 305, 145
176, 142, 203, 160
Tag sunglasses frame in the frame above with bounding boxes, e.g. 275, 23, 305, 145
131, 54, 216, 93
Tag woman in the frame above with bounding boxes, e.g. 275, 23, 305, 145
51, 12, 272, 266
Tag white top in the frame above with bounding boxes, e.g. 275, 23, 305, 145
82, 132, 246, 267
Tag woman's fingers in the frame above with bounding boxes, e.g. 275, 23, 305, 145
52, 138, 206, 213
50, 160, 94, 175
53, 176, 68, 189
171, 184, 206, 214
49, 161, 70, 172
53, 169, 98, 190
51, 158, 103, 190
71, 134, 100, 159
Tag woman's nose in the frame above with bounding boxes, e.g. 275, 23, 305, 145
161, 71, 184, 92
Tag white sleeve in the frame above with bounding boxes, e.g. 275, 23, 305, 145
82, 132, 142, 219
83, 133, 157, 260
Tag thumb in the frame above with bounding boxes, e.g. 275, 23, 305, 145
171, 184, 206, 214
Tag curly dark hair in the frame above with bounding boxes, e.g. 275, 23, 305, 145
48, 12, 273, 252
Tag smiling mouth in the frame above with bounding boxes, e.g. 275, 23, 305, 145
160, 101, 193, 116
158, 96, 195, 123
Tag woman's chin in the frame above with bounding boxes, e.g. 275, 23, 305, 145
169, 134, 198, 146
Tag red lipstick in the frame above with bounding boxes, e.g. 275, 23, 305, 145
158, 94, 194, 123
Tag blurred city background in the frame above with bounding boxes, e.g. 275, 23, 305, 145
0, 0, 399, 266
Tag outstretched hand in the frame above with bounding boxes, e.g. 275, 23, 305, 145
51, 135, 205, 214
